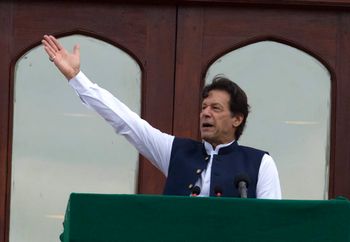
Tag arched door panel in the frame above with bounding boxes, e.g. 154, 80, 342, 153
174, 5, 350, 199
0, 3, 176, 241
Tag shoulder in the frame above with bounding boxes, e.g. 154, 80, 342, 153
238, 144, 269, 156
257, 153, 282, 199
171, 137, 204, 155
173, 137, 202, 147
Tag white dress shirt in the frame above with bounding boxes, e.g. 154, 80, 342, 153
69, 71, 282, 199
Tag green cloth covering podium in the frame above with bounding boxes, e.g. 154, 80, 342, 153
60, 193, 350, 242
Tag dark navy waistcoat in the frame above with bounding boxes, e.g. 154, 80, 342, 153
163, 137, 267, 198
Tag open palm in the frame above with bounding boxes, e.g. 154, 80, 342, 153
42, 35, 80, 80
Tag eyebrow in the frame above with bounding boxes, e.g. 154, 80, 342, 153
202, 102, 224, 108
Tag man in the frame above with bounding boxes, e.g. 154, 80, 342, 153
42, 35, 281, 198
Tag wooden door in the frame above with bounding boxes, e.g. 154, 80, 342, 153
0, 2, 175, 241
2, 1, 350, 241
174, 5, 350, 199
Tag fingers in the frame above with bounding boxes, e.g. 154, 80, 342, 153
42, 40, 55, 54
73, 44, 80, 56
50, 35, 64, 51
42, 36, 58, 60
42, 40, 57, 62
42, 35, 66, 62
43, 46, 55, 58
43, 35, 60, 52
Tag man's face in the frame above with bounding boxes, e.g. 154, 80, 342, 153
200, 90, 243, 147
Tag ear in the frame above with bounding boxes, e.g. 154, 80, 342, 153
232, 114, 244, 128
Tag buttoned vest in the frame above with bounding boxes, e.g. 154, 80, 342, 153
163, 137, 266, 198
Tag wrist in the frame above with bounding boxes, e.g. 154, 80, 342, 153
65, 69, 80, 81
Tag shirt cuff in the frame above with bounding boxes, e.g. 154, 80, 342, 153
68, 71, 94, 92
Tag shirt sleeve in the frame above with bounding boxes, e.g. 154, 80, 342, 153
256, 154, 282, 199
68, 71, 174, 176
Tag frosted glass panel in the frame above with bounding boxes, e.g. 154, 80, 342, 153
205, 41, 331, 200
10, 35, 141, 241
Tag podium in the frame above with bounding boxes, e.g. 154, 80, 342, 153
60, 193, 350, 242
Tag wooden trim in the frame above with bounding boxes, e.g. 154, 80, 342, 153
0, 3, 12, 242
178, 0, 350, 8
332, 12, 350, 199
173, 6, 204, 139
137, 7, 177, 194
43, 0, 350, 8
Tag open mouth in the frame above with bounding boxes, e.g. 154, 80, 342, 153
202, 123, 214, 128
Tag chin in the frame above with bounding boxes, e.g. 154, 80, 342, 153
200, 133, 212, 141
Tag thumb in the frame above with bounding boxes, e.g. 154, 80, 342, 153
73, 44, 80, 56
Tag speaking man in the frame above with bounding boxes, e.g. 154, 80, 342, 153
42, 35, 281, 198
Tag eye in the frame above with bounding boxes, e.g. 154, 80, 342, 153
212, 105, 222, 111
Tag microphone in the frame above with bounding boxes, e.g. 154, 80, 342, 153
191, 186, 201, 197
234, 174, 251, 198
214, 186, 223, 197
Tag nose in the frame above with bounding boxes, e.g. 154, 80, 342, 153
201, 106, 211, 117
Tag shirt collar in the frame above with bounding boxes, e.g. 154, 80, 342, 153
203, 140, 235, 155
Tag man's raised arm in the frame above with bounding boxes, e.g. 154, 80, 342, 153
41, 35, 174, 176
